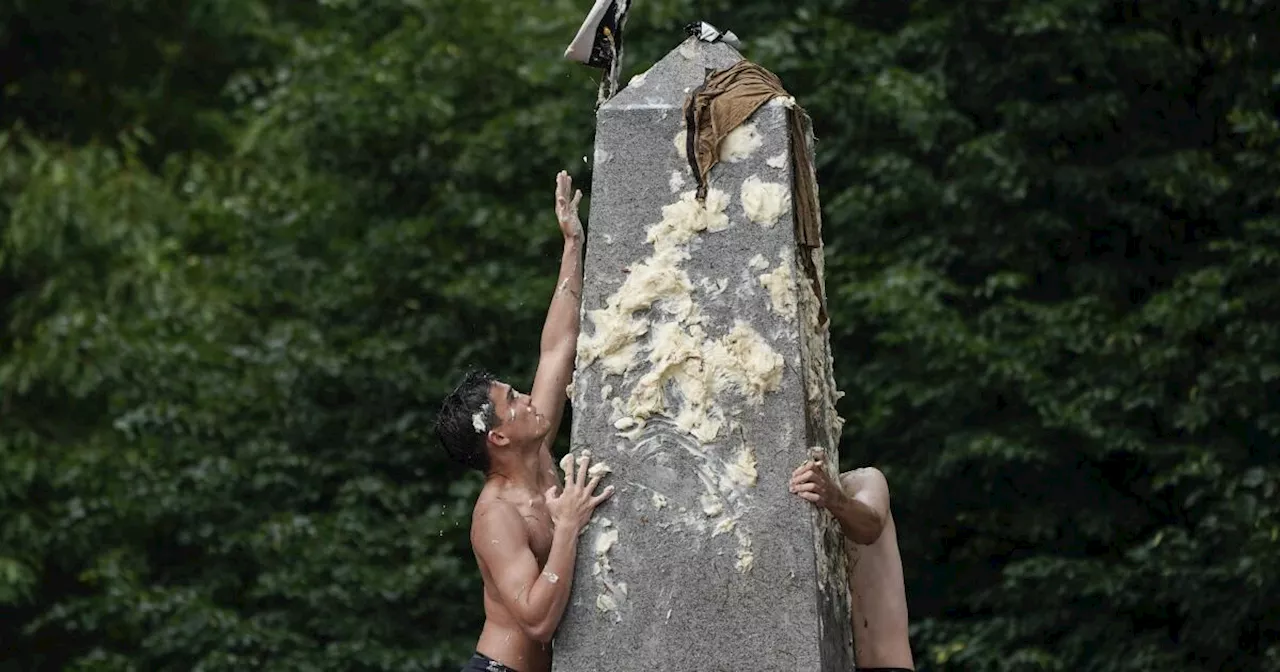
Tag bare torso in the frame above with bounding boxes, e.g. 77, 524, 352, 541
846, 512, 914, 670
473, 478, 557, 672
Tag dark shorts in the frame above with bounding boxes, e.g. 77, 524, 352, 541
460, 651, 519, 672
859, 668, 914, 672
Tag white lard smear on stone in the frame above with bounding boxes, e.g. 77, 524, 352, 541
757, 249, 798, 320
719, 122, 763, 163
741, 175, 791, 228
592, 518, 627, 621
792, 242, 852, 592
575, 178, 789, 584
669, 170, 686, 193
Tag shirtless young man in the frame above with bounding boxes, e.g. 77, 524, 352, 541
435, 171, 613, 672
790, 459, 914, 672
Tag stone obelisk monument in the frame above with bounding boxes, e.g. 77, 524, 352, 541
555, 35, 852, 671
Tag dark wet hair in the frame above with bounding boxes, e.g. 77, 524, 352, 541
435, 369, 499, 473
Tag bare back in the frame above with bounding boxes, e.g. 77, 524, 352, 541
830, 468, 914, 670
472, 475, 558, 672
846, 510, 912, 669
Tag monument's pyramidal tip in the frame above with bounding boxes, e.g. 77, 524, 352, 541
601, 37, 744, 111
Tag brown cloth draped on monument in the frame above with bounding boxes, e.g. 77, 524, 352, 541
682, 60, 787, 198
683, 59, 827, 320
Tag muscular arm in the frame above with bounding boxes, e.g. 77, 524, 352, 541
529, 237, 582, 453
831, 468, 891, 546
530, 172, 585, 479
473, 502, 582, 643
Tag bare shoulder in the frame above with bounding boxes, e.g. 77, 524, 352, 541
471, 497, 527, 545
839, 466, 889, 493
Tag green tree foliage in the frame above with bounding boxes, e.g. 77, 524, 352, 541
1, 1, 1277, 670
0, 0, 310, 158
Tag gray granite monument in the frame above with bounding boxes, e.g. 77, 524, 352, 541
554, 35, 853, 672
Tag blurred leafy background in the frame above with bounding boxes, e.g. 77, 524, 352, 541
1, 0, 1277, 670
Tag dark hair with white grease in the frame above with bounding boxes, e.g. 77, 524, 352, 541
434, 369, 500, 472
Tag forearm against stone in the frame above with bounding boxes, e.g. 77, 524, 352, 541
522, 527, 580, 641
540, 242, 583, 353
